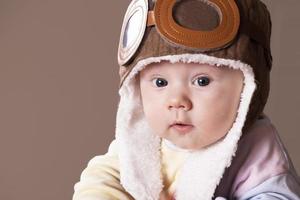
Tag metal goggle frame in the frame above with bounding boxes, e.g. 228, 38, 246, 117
118, 0, 241, 66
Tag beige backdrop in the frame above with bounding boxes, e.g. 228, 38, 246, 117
0, 0, 299, 199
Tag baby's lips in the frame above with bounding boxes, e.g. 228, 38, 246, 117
170, 124, 194, 134
170, 120, 193, 126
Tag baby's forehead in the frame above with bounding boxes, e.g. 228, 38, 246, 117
140, 61, 235, 75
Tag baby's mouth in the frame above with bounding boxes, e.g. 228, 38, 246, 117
170, 122, 194, 134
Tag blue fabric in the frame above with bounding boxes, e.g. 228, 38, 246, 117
239, 173, 300, 200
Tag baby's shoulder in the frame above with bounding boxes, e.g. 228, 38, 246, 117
235, 114, 291, 175
223, 115, 299, 198
218, 116, 299, 199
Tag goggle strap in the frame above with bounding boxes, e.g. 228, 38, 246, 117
147, 10, 155, 27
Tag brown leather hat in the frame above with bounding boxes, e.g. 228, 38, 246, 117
118, 0, 272, 133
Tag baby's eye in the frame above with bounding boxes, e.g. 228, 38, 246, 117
193, 76, 210, 87
152, 78, 168, 87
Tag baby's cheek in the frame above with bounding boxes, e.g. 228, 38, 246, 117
143, 108, 164, 132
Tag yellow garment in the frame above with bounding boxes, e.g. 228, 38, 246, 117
72, 139, 189, 200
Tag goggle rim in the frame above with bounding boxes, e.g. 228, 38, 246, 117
154, 0, 240, 50
118, 0, 148, 66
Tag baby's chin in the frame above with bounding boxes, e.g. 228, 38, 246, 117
169, 134, 224, 151
176, 142, 207, 151
162, 137, 208, 152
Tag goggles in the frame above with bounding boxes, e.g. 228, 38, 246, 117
118, 0, 268, 66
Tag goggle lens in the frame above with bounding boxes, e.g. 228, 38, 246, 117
172, 0, 221, 31
123, 10, 144, 49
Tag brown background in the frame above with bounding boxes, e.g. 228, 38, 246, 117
0, 0, 299, 199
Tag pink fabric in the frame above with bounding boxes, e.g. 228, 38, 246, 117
213, 115, 294, 198
230, 116, 290, 198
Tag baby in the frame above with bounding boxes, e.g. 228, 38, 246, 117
73, 0, 300, 199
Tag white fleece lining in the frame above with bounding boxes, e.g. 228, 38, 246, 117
115, 53, 256, 200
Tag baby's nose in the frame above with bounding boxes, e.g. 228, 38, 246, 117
167, 93, 192, 111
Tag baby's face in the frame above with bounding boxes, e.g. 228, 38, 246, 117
139, 61, 244, 150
